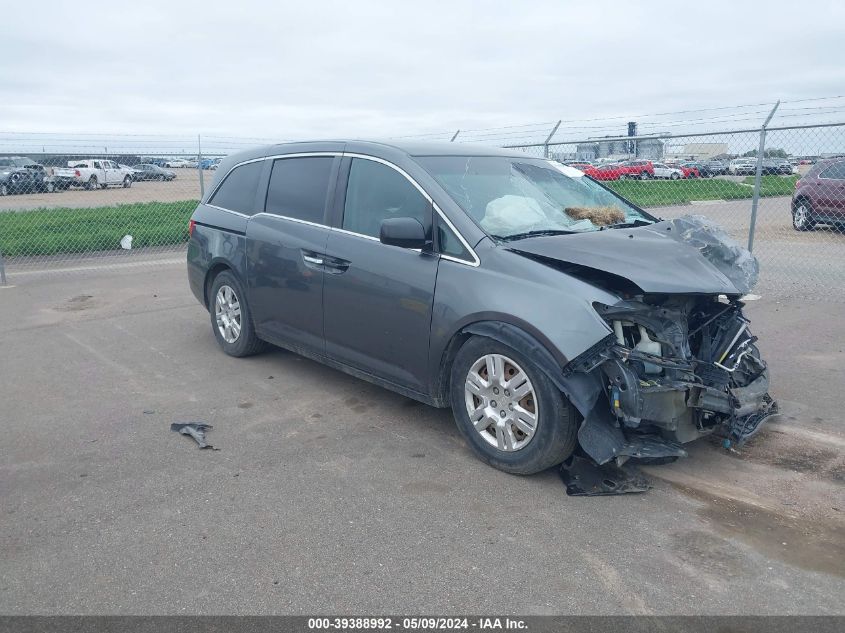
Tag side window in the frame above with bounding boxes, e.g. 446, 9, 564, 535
265, 157, 333, 223
437, 219, 471, 261
208, 161, 263, 214
93, 161, 102, 169
343, 158, 430, 238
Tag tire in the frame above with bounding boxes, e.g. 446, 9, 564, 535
449, 336, 578, 475
87, 176, 98, 190
0, 184, 8, 196
792, 199, 816, 231
45, 181, 55, 193
123, 176, 132, 188
208, 270, 267, 357
640, 172, 650, 180
670, 172, 681, 180
157, 174, 165, 182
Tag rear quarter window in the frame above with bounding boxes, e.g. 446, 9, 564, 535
208, 161, 264, 215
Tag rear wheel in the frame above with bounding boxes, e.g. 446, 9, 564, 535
123, 176, 132, 188
640, 171, 650, 180
208, 271, 266, 357
792, 199, 816, 231
87, 176, 98, 190
0, 184, 8, 196
670, 172, 681, 180
450, 336, 578, 475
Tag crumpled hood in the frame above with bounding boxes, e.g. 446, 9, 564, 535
506, 218, 753, 295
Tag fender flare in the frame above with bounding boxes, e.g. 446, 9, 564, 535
461, 321, 569, 389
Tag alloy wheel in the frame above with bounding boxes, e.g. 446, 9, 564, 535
793, 204, 811, 230
464, 354, 538, 452
215, 285, 242, 344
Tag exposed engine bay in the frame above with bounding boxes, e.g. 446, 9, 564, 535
526, 215, 781, 467
570, 294, 778, 465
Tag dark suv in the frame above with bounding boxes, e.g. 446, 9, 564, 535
791, 158, 845, 230
0, 156, 53, 195
187, 141, 776, 474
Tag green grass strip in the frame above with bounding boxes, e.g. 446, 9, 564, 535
0, 200, 198, 258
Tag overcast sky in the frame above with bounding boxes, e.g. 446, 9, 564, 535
1, 0, 844, 148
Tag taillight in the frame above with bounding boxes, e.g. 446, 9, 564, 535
795, 179, 801, 189
74, 169, 81, 177
188, 219, 196, 236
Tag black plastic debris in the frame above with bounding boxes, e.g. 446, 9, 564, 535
171, 422, 219, 450
560, 455, 651, 496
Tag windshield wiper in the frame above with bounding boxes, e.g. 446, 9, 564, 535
600, 219, 653, 230
498, 229, 575, 241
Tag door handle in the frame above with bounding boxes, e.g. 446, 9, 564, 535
302, 254, 324, 266
322, 255, 350, 274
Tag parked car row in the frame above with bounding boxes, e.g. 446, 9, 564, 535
562, 157, 800, 181
0, 156, 182, 196
728, 158, 796, 176
563, 160, 697, 181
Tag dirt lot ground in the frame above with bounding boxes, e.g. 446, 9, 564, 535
0, 256, 842, 614
0, 168, 207, 211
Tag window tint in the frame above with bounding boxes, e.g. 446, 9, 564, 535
209, 161, 263, 214
820, 161, 845, 180
265, 157, 333, 223
343, 159, 430, 238
437, 220, 471, 260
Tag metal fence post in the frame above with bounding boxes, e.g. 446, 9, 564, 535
748, 101, 780, 252
197, 134, 205, 198
543, 120, 562, 158
0, 250, 6, 285
450, 130, 460, 142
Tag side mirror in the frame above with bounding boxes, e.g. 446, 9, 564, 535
379, 217, 428, 249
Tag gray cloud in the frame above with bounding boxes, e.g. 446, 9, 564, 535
1, 0, 844, 144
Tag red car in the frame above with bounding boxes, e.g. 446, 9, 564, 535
791, 158, 845, 230
617, 160, 655, 180
580, 163, 627, 181
677, 164, 701, 178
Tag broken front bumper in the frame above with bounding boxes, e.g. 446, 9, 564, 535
560, 297, 779, 465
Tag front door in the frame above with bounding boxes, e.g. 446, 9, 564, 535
246, 155, 338, 355
322, 157, 439, 393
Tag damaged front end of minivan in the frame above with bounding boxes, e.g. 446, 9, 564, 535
569, 293, 777, 465
513, 215, 779, 467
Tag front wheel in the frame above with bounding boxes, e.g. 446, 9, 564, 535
792, 200, 816, 231
450, 336, 578, 475
208, 271, 267, 357
670, 172, 681, 180
123, 176, 132, 188
640, 172, 650, 180
0, 184, 8, 196
157, 174, 165, 181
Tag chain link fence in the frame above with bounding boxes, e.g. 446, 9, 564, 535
1, 122, 843, 300
506, 122, 845, 300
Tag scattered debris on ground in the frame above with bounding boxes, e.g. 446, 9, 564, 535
170, 422, 218, 450
560, 454, 651, 496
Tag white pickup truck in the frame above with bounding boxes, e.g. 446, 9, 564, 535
52, 159, 135, 190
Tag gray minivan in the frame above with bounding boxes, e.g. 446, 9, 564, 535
187, 141, 776, 474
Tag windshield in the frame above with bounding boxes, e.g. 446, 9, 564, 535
0, 159, 11, 167
416, 155, 653, 238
